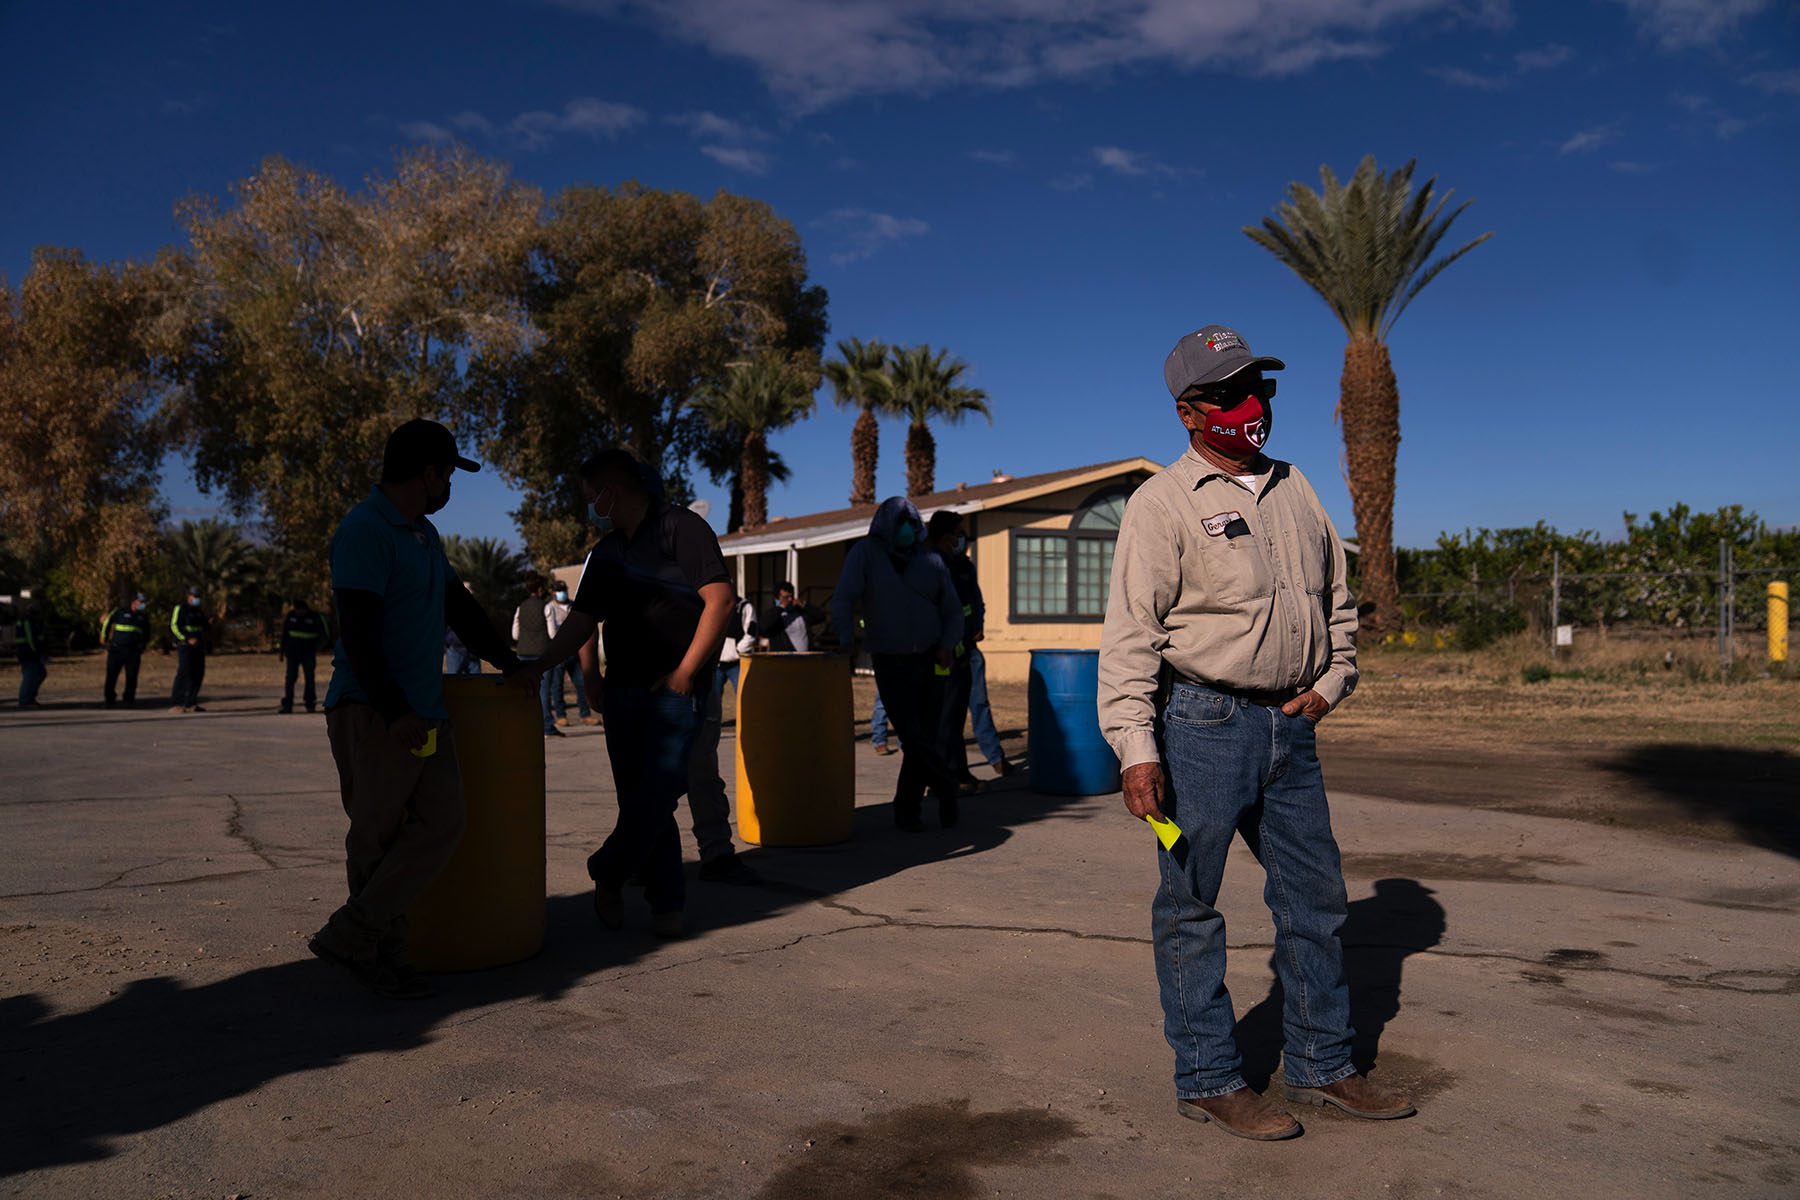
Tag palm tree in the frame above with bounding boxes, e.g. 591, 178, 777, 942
887, 344, 991, 498
1244, 155, 1490, 635
442, 534, 528, 627
694, 355, 816, 529
693, 422, 792, 533
162, 519, 261, 621
822, 337, 893, 506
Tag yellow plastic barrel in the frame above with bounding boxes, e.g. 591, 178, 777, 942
408, 675, 547, 971
735, 652, 854, 845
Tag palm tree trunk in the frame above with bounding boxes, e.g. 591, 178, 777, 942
850, 405, 879, 505
727, 475, 745, 533
741, 429, 770, 528
1339, 333, 1401, 636
905, 421, 935, 497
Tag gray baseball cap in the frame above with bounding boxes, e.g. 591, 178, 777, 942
1163, 324, 1285, 399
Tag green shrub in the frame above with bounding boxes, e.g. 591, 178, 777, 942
1521, 663, 1553, 684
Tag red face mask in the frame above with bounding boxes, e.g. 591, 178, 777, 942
1199, 393, 1272, 457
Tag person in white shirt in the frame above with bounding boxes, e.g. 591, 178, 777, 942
546, 581, 599, 727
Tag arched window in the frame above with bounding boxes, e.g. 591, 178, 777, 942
1011, 487, 1134, 622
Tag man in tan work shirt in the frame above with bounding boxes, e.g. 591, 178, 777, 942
1099, 323, 1415, 1140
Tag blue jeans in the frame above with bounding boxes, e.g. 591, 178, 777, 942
444, 647, 480, 675
550, 658, 590, 718
589, 685, 703, 914
870, 693, 890, 746
514, 656, 557, 733
1153, 680, 1355, 1099
18, 658, 46, 705
967, 645, 1004, 767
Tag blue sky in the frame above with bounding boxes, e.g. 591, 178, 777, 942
4, 0, 1797, 551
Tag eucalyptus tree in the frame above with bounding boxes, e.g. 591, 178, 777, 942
822, 336, 893, 505
0, 249, 168, 617
1244, 155, 1490, 633
692, 354, 817, 529
886, 344, 990, 498
472, 184, 828, 564
158, 147, 541, 588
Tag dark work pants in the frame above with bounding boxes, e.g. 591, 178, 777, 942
284, 652, 318, 709
105, 646, 143, 704
936, 653, 975, 778
872, 652, 958, 825
170, 645, 206, 708
589, 685, 703, 914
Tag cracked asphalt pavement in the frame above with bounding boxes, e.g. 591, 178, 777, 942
2, 690, 1798, 1198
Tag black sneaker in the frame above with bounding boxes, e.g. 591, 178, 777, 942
544, 727, 566, 738
940, 794, 961, 829
699, 854, 763, 885
279, 703, 293, 714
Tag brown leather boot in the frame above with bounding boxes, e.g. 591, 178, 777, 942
1284, 1074, 1416, 1119
1176, 1088, 1301, 1141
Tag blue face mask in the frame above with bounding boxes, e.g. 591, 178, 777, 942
953, 534, 968, 554
894, 521, 917, 549
187, 596, 201, 607
587, 499, 615, 537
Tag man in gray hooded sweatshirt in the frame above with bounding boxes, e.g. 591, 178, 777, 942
832, 497, 966, 831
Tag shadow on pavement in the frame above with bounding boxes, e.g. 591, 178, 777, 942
1234, 878, 1445, 1089
1602, 743, 1800, 860
0, 782, 1082, 1177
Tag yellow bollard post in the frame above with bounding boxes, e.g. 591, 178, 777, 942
407, 675, 547, 971
735, 653, 854, 845
1771, 582, 1789, 664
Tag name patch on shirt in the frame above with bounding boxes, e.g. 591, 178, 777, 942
1202, 510, 1244, 537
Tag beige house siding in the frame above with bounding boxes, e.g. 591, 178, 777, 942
711, 458, 1162, 684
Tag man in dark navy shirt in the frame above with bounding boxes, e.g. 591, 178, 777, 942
516, 449, 733, 939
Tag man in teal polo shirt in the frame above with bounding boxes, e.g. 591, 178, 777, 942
310, 419, 521, 998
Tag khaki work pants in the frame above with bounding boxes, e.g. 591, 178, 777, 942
324, 703, 465, 957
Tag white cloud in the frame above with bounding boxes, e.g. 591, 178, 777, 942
700, 144, 773, 174
1670, 92, 1750, 139
966, 148, 1018, 166
1559, 123, 1620, 154
398, 120, 454, 143
1092, 145, 1195, 178
1514, 43, 1573, 71
1609, 160, 1658, 173
1609, 0, 1771, 50
1427, 65, 1507, 90
1428, 42, 1571, 90
557, 0, 1504, 111
1744, 68, 1800, 95
398, 97, 646, 151
1048, 172, 1094, 192
671, 110, 771, 141
815, 209, 929, 264
511, 97, 647, 147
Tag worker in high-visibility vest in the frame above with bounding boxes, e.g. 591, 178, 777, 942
14, 593, 48, 709
168, 585, 211, 713
100, 592, 152, 707
279, 597, 331, 714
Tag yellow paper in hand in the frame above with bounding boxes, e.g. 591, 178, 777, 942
1143, 812, 1182, 852
411, 728, 438, 759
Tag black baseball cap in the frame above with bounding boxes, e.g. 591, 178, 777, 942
382, 419, 480, 479
1163, 324, 1285, 399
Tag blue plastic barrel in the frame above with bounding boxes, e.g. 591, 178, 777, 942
1028, 648, 1122, 796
